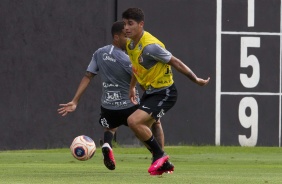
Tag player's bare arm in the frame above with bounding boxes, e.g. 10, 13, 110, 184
71, 72, 95, 104
168, 56, 210, 86
129, 74, 138, 105
84, 71, 95, 80
58, 72, 96, 116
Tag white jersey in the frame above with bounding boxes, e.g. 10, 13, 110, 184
87, 44, 138, 110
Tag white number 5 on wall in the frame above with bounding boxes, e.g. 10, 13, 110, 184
240, 37, 261, 88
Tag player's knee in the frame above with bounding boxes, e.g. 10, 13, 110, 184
127, 115, 136, 129
128, 115, 143, 131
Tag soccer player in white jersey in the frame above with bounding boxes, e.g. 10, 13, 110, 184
122, 8, 210, 175
58, 21, 165, 171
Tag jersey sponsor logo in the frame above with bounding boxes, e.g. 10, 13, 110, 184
157, 79, 171, 84
157, 109, 165, 118
103, 82, 119, 88
164, 66, 172, 75
114, 101, 128, 107
105, 91, 122, 101
103, 53, 116, 62
103, 100, 128, 107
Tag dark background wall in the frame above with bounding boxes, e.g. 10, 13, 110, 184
0, 0, 280, 150
0, 0, 115, 149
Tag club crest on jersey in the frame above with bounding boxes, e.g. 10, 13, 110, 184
138, 56, 143, 63
129, 41, 134, 50
138, 44, 142, 50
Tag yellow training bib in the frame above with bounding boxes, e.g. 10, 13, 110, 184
126, 31, 174, 90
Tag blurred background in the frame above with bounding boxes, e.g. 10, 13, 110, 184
1, 0, 280, 149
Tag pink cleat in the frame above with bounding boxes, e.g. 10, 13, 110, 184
102, 143, 116, 170
148, 155, 169, 173
150, 160, 174, 175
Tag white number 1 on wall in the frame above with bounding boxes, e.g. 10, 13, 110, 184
248, 0, 255, 27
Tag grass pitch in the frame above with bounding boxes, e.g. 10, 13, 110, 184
0, 146, 282, 184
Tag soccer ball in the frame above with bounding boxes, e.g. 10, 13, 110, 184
70, 135, 96, 161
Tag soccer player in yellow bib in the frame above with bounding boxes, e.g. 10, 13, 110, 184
122, 8, 210, 175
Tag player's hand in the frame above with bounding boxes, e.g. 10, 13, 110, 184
129, 88, 138, 105
57, 101, 77, 116
196, 77, 210, 86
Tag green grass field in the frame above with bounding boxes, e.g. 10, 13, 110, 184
0, 146, 282, 184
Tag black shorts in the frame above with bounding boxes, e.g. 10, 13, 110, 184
99, 105, 138, 129
139, 83, 178, 121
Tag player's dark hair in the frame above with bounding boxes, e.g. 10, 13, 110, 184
122, 8, 144, 23
111, 21, 125, 38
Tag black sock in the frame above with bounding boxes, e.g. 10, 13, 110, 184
104, 131, 114, 148
146, 147, 153, 153
144, 135, 164, 160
